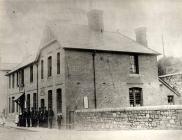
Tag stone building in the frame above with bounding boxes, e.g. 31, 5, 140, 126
0, 58, 17, 115
6, 10, 181, 128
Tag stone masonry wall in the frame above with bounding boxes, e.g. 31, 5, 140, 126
74, 106, 182, 130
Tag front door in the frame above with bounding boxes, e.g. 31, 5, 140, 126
41, 99, 45, 108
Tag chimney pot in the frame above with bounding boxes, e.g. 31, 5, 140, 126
135, 27, 148, 47
87, 9, 104, 32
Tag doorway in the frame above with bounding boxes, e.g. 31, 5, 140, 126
56, 89, 62, 113
40, 99, 45, 108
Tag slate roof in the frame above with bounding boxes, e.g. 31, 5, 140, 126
6, 54, 36, 75
0, 63, 18, 71
7, 22, 160, 75
49, 23, 160, 55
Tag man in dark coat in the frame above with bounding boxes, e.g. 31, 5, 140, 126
38, 107, 43, 127
31, 107, 37, 127
43, 107, 48, 128
48, 107, 54, 129
26, 108, 31, 127
57, 113, 63, 129
22, 108, 27, 127
34, 108, 39, 127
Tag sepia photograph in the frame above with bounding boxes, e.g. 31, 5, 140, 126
0, 0, 182, 140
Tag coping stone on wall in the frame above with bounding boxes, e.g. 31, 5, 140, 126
75, 105, 182, 113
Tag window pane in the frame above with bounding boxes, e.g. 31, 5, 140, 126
12, 74, 14, 88
57, 89, 62, 113
12, 97, 15, 113
30, 65, 33, 82
129, 88, 142, 107
168, 95, 174, 105
129, 55, 139, 74
27, 94, 30, 109
57, 53, 60, 74
9, 76, 11, 88
41, 60, 44, 79
48, 56, 52, 77
17, 72, 19, 87
48, 90, 52, 109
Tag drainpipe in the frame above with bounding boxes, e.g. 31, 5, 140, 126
36, 63, 39, 110
92, 51, 97, 109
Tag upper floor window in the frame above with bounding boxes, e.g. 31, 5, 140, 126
9, 75, 11, 88
129, 88, 143, 107
20, 69, 24, 86
41, 60, 44, 79
12, 73, 15, 88
27, 94, 30, 109
12, 97, 15, 113
30, 65, 33, 82
57, 52, 60, 74
129, 55, 139, 74
17, 72, 19, 87
168, 95, 174, 105
48, 56, 52, 77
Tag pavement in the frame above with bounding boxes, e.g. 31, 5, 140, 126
3, 120, 59, 132
1, 121, 182, 140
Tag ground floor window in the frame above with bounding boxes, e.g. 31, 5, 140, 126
48, 90, 53, 109
9, 97, 11, 113
57, 89, 62, 113
168, 95, 174, 105
16, 102, 19, 112
33, 93, 37, 109
129, 87, 143, 107
41, 99, 45, 108
27, 94, 30, 110
12, 97, 15, 113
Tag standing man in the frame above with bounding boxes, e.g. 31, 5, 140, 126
22, 108, 27, 127
48, 107, 54, 129
26, 108, 31, 127
57, 113, 63, 129
38, 107, 43, 127
31, 107, 35, 127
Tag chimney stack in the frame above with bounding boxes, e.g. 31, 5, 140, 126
87, 9, 104, 32
135, 27, 148, 47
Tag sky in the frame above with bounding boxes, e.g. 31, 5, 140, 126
1, 0, 182, 63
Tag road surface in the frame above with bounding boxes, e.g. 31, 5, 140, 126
0, 126, 182, 140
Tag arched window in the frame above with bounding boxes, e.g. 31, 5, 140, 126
48, 90, 53, 109
47, 56, 52, 77
129, 87, 143, 107
57, 89, 62, 113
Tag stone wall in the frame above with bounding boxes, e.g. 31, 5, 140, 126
74, 106, 182, 130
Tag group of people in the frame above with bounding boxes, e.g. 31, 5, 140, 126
16, 107, 62, 129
